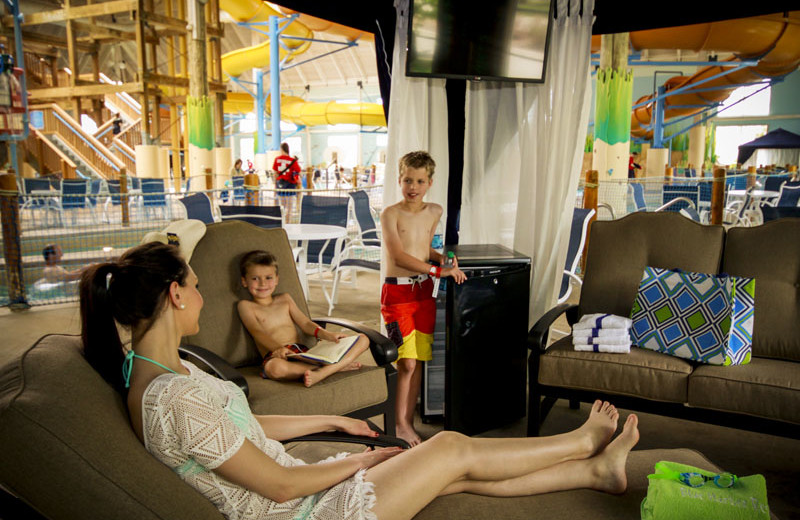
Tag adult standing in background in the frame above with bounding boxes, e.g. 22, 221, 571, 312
273, 142, 302, 220
231, 159, 244, 177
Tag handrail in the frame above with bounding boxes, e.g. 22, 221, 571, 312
27, 127, 78, 179
32, 128, 77, 169
656, 197, 697, 212
31, 103, 125, 179
93, 118, 115, 141
111, 138, 137, 176
117, 118, 143, 149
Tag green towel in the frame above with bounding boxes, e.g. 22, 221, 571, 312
641, 461, 770, 520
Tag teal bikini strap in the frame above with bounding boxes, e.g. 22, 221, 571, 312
122, 350, 180, 389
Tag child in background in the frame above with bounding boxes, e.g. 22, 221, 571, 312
380, 151, 466, 446
237, 250, 369, 387
42, 244, 82, 283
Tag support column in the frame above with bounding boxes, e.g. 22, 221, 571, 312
135, 0, 151, 144
269, 15, 281, 152
592, 33, 632, 217
187, 0, 215, 186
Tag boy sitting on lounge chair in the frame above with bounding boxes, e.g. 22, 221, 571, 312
237, 250, 369, 387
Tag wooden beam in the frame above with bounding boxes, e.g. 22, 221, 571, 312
72, 21, 139, 43
22, 0, 137, 26
16, 31, 95, 52
28, 82, 145, 100
141, 11, 188, 32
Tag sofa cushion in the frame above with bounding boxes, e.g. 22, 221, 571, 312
722, 219, 800, 362
688, 357, 800, 425
579, 212, 725, 319
185, 221, 311, 368
539, 337, 693, 403
241, 364, 389, 416
0, 335, 223, 520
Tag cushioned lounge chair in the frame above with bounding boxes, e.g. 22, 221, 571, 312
180, 220, 399, 434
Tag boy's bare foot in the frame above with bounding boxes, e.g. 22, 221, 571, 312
576, 400, 619, 457
396, 424, 422, 447
589, 414, 640, 494
303, 370, 319, 388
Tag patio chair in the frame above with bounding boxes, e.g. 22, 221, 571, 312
762, 174, 789, 194
19, 178, 60, 227
627, 183, 647, 212
140, 178, 170, 220
775, 181, 800, 207
60, 178, 99, 226
179, 192, 216, 224
760, 205, 800, 222
181, 220, 399, 435
660, 184, 699, 213
557, 207, 595, 305
218, 204, 282, 228
222, 175, 246, 205
328, 191, 382, 315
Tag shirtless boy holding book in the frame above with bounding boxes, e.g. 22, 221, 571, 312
237, 250, 369, 387
381, 151, 467, 446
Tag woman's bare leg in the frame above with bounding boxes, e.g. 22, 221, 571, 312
366, 401, 623, 520
440, 414, 639, 498
303, 334, 370, 387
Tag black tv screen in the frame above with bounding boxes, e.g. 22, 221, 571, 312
406, 0, 554, 83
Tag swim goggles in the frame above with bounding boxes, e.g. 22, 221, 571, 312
649, 462, 737, 488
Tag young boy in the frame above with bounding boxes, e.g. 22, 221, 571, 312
381, 151, 466, 446
42, 244, 82, 283
237, 250, 369, 388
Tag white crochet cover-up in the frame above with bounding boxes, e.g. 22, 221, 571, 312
142, 361, 378, 520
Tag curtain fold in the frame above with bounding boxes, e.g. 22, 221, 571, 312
460, 0, 595, 325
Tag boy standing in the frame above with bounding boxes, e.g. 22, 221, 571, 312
237, 250, 369, 387
381, 151, 466, 446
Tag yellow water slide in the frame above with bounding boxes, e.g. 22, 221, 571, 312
220, 0, 386, 126
591, 11, 800, 139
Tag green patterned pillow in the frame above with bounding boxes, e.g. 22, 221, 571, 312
630, 266, 755, 365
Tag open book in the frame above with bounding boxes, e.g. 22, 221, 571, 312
287, 335, 359, 365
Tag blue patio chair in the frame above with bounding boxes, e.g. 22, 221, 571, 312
558, 207, 595, 305
179, 192, 216, 224
679, 205, 703, 223
20, 178, 61, 227
300, 195, 350, 266
661, 184, 699, 213
775, 181, 800, 208
762, 175, 789, 194
760, 205, 800, 223
140, 178, 170, 220
60, 179, 98, 225
218, 204, 282, 228
628, 183, 647, 212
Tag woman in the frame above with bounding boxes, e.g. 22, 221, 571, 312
80, 242, 639, 520
232, 158, 244, 177
273, 142, 302, 218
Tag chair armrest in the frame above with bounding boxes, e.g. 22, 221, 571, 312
179, 344, 250, 397
313, 317, 398, 366
527, 303, 577, 352
287, 420, 409, 449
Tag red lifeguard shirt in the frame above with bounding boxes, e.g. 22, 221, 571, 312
273, 154, 301, 185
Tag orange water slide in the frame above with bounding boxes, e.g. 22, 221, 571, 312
591, 11, 800, 139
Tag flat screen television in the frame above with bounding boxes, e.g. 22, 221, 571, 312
406, 0, 554, 83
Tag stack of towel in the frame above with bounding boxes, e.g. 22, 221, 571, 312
572, 313, 632, 354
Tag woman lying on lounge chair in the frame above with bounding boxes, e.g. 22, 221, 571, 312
79, 241, 640, 520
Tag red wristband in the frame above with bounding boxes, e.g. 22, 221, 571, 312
314, 326, 321, 339
436, 266, 442, 278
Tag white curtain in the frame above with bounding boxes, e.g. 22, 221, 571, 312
459, 0, 595, 325
383, 0, 449, 213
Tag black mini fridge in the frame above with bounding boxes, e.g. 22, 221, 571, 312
421, 244, 531, 436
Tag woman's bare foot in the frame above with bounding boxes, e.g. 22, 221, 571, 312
396, 424, 422, 447
589, 414, 640, 494
576, 400, 619, 457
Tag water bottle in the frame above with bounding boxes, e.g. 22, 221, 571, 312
431, 221, 444, 252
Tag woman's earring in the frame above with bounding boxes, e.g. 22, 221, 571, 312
179, 303, 186, 310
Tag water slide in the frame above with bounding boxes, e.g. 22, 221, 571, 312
219, 0, 386, 126
590, 11, 800, 139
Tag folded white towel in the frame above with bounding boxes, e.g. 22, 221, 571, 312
573, 313, 632, 331
572, 334, 632, 346
572, 328, 631, 341
574, 342, 631, 354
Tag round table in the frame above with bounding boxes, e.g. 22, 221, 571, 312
283, 224, 348, 311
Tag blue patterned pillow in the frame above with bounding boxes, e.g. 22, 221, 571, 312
630, 266, 755, 365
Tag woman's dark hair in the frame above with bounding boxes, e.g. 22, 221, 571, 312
239, 250, 278, 277
80, 242, 189, 394
234, 159, 243, 168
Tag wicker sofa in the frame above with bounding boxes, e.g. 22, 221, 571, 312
528, 213, 800, 439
